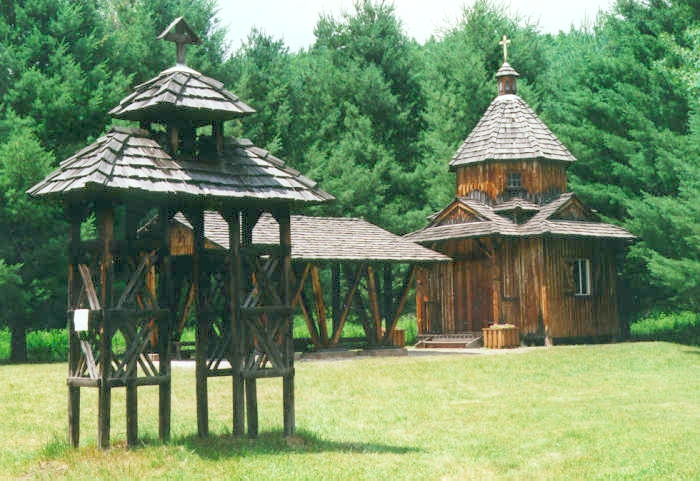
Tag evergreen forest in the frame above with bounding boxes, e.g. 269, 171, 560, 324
0, 0, 698, 360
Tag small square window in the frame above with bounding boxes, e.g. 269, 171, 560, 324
573, 259, 591, 296
507, 172, 522, 190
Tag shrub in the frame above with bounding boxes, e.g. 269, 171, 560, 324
26, 329, 69, 362
0, 328, 9, 360
630, 311, 699, 346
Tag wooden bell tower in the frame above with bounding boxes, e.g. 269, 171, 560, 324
29, 17, 332, 448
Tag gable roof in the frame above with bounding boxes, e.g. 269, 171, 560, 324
109, 65, 255, 123
173, 212, 450, 263
27, 126, 333, 205
449, 94, 576, 169
404, 193, 635, 243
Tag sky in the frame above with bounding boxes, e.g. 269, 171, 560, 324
216, 0, 615, 52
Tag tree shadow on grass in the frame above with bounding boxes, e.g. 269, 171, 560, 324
175, 429, 420, 460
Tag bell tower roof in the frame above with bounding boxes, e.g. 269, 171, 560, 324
109, 18, 254, 123
449, 35, 575, 169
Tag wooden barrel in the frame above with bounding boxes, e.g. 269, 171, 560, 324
482, 326, 519, 348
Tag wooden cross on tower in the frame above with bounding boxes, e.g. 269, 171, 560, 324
157, 17, 202, 65
499, 35, 511, 63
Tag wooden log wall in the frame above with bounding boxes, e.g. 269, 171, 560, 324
541, 238, 620, 338
456, 160, 567, 200
417, 235, 622, 340
499, 237, 545, 336
415, 261, 454, 334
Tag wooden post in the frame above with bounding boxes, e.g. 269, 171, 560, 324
245, 378, 258, 437
330, 265, 362, 345
97, 203, 113, 449
383, 264, 393, 335
193, 209, 208, 437
227, 210, 245, 436
213, 121, 224, 155
125, 206, 139, 447
126, 361, 138, 447
310, 265, 328, 346
381, 266, 416, 345
67, 205, 82, 448
541, 285, 552, 346
366, 265, 382, 344
331, 263, 341, 335
158, 206, 173, 442
241, 209, 258, 437
278, 210, 295, 436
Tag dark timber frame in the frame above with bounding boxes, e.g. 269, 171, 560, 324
165, 213, 450, 351
291, 262, 417, 349
30, 17, 332, 448
66, 201, 174, 448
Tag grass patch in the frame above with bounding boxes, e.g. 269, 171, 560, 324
1, 315, 419, 362
0, 342, 698, 480
630, 311, 699, 346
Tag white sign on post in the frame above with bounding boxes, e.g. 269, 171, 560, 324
74, 309, 89, 332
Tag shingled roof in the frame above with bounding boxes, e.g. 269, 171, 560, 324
404, 193, 635, 243
109, 64, 255, 122
28, 126, 333, 205
173, 212, 450, 263
449, 93, 576, 169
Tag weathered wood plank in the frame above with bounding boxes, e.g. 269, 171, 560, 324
67, 207, 82, 448
310, 265, 329, 346
227, 210, 245, 437
192, 209, 208, 438
381, 266, 416, 346
331, 265, 363, 345
366, 265, 382, 344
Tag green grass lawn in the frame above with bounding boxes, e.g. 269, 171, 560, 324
0, 342, 698, 480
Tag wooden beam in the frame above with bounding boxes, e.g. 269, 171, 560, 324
78, 265, 101, 311
245, 378, 258, 437
177, 282, 196, 337
96, 204, 113, 450
157, 206, 173, 443
310, 265, 329, 346
383, 264, 393, 332
331, 263, 341, 333
227, 210, 245, 437
276, 209, 295, 437
344, 266, 371, 342
67, 206, 82, 448
366, 265, 382, 344
241, 208, 258, 437
381, 266, 416, 346
292, 264, 311, 309
192, 209, 208, 438
296, 272, 321, 347
330, 265, 363, 345
541, 285, 552, 347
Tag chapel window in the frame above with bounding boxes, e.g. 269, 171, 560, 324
507, 172, 522, 191
573, 258, 592, 296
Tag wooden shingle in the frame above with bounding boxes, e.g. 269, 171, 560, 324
109, 65, 255, 123
173, 212, 451, 263
28, 127, 333, 205
449, 94, 576, 169
405, 193, 635, 242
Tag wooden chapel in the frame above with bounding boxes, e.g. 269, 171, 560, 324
406, 37, 635, 344
28, 17, 332, 448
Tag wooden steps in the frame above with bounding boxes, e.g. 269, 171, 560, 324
414, 333, 483, 349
